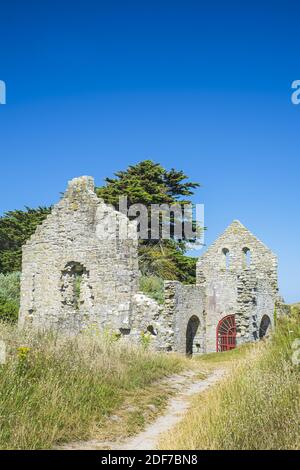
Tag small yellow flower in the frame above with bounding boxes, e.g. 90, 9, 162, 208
17, 347, 31, 361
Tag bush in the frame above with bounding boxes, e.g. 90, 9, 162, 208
139, 275, 164, 304
0, 273, 20, 323
0, 297, 19, 323
0, 272, 20, 302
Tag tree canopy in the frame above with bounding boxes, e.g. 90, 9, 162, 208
0, 207, 51, 273
96, 160, 199, 207
97, 160, 201, 283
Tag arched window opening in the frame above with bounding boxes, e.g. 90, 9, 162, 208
222, 248, 230, 270
61, 262, 91, 311
216, 315, 236, 352
259, 315, 271, 339
186, 316, 201, 356
243, 247, 251, 268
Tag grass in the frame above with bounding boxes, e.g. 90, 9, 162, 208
159, 314, 300, 450
291, 303, 300, 316
81, 380, 176, 447
196, 343, 252, 365
0, 322, 188, 450
139, 275, 165, 304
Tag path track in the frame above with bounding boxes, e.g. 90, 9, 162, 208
59, 368, 225, 451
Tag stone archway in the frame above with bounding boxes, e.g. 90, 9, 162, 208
186, 315, 201, 356
259, 314, 271, 339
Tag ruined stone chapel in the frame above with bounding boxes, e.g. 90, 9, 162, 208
19, 176, 287, 355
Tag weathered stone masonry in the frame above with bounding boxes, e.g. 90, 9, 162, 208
196, 220, 285, 352
19, 176, 289, 354
19, 177, 139, 333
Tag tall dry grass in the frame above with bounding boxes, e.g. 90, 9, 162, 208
159, 314, 300, 450
0, 323, 185, 449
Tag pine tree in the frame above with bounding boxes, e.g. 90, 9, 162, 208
97, 160, 201, 283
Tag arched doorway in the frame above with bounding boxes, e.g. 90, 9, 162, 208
259, 315, 271, 339
216, 315, 236, 352
186, 316, 201, 356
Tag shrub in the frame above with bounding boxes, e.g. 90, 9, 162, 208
0, 273, 20, 323
0, 272, 20, 303
0, 297, 19, 323
140, 331, 152, 350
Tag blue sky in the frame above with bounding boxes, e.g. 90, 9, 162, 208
0, 1, 299, 302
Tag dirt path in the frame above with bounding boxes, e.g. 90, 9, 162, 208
60, 368, 225, 451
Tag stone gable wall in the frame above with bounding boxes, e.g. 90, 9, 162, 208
196, 220, 280, 351
197, 220, 278, 291
19, 177, 139, 333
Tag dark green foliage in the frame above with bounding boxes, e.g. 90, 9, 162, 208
0, 272, 21, 323
0, 297, 19, 323
0, 207, 51, 274
139, 240, 197, 284
97, 160, 199, 207
97, 160, 201, 283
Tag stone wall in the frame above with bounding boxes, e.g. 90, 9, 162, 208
197, 220, 278, 290
204, 272, 239, 352
130, 293, 163, 350
197, 220, 280, 352
162, 281, 205, 355
19, 176, 139, 334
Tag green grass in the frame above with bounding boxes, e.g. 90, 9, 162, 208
196, 343, 252, 364
0, 322, 187, 450
160, 314, 300, 450
139, 275, 165, 304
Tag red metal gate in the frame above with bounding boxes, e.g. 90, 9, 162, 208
216, 315, 236, 352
